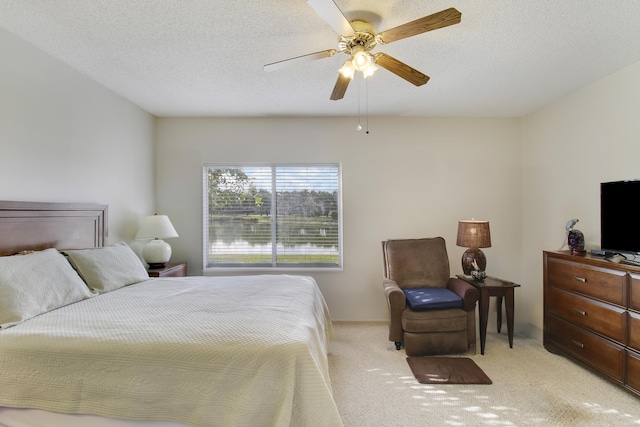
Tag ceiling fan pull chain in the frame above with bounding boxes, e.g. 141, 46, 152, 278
365, 78, 370, 134
356, 74, 363, 131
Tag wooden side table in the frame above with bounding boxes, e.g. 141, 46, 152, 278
457, 275, 521, 355
147, 262, 187, 277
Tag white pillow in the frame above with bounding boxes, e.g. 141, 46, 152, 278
0, 248, 95, 329
64, 242, 149, 293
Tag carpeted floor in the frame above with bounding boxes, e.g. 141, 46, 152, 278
328, 321, 640, 426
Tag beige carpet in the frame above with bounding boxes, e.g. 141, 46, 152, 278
328, 321, 640, 426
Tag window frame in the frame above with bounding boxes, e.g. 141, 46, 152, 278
202, 162, 343, 272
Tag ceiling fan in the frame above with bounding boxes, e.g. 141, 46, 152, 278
263, 0, 461, 100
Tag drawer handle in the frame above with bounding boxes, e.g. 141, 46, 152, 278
571, 340, 585, 349
573, 308, 587, 316
573, 276, 587, 283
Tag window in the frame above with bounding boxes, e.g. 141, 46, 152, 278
203, 163, 342, 269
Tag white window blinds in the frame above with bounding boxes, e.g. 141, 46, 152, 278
203, 164, 342, 269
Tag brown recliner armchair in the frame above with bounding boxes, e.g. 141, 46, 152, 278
382, 237, 479, 356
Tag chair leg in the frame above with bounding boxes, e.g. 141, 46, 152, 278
395, 342, 402, 350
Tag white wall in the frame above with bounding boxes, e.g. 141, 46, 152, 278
8, 18, 637, 339
156, 117, 523, 322
521, 60, 640, 340
0, 28, 155, 244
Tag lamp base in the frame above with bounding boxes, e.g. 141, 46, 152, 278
461, 248, 487, 275
142, 239, 172, 268
147, 262, 168, 269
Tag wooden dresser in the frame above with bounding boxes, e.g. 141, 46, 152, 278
544, 250, 640, 398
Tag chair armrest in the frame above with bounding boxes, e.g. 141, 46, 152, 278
447, 278, 479, 312
384, 279, 406, 309
383, 278, 406, 343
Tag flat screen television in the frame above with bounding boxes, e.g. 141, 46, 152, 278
601, 180, 640, 256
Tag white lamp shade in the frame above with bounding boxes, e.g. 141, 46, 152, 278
135, 214, 178, 240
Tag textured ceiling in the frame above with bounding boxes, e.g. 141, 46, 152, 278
1, 0, 640, 118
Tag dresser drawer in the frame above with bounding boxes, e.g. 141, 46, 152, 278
630, 273, 640, 312
546, 314, 625, 381
627, 349, 640, 392
630, 311, 640, 351
546, 257, 626, 306
546, 286, 627, 343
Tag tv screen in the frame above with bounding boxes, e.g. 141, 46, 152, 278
601, 180, 640, 255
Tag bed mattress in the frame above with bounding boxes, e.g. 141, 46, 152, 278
0, 275, 341, 427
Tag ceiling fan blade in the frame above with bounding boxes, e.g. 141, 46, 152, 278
263, 49, 336, 72
378, 7, 461, 44
306, 0, 354, 36
374, 53, 430, 86
330, 74, 351, 100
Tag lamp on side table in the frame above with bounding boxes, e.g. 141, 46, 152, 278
456, 219, 491, 275
136, 213, 179, 268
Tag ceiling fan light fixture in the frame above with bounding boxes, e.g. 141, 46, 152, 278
339, 60, 355, 79
350, 47, 377, 78
351, 48, 369, 68
361, 61, 378, 78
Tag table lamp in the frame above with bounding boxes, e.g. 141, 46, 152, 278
135, 213, 179, 268
456, 219, 491, 275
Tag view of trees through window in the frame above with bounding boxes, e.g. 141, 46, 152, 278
204, 164, 342, 268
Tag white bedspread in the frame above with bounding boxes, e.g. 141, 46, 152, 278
0, 275, 342, 427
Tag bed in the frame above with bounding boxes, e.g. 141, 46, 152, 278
0, 201, 342, 427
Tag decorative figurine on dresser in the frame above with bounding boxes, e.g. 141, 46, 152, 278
563, 218, 585, 254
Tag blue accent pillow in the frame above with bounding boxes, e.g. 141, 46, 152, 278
403, 287, 463, 311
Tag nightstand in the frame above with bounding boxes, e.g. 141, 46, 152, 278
147, 262, 187, 277
457, 275, 521, 355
